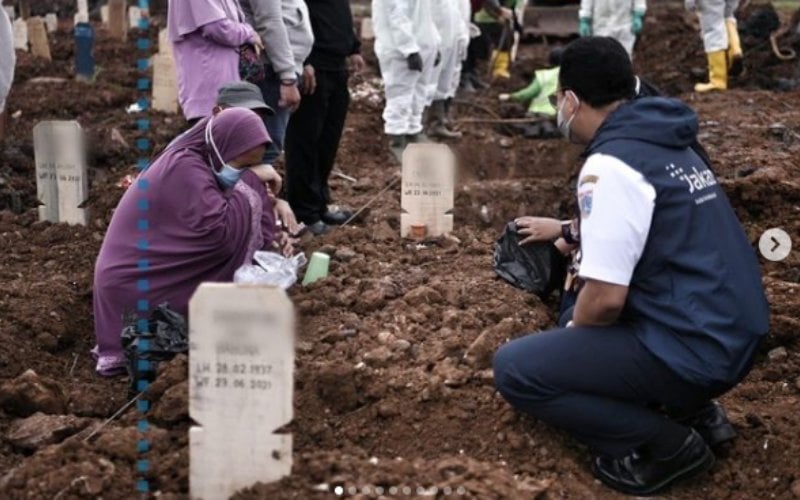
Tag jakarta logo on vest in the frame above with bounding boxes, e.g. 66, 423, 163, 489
665, 163, 718, 195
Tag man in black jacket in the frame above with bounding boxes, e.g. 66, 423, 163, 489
283, 0, 365, 236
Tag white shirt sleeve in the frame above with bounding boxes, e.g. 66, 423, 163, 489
577, 153, 656, 286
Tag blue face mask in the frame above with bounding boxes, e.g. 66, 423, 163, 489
205, 117, 242, 190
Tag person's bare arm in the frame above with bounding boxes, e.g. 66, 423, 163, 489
571, 279, 628, 327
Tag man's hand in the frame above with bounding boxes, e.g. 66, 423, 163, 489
279, 81, 301, 112
348, 54, 366, 74
249, 164, 282, 194
251, 35, 264, 56
302, 65, 317, 95
407, 52, 423, 72
515, 217, 563, 245
274, 199, 302, 236
571, 279, 629, 327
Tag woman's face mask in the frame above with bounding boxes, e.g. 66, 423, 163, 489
556, 90, 580, 143
205, 117, 243, 190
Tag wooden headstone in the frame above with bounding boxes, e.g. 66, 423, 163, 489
400, 143, 455, 238
108, 0, 127, 41
12, 17, 28, 50
33, 121, 89, 225
189, 284, 294, 500
27, 17, 51, 61
127, 5, 141, 30
360, 17, 374, 41
151, 53, 179, 113
43, 13, 57, 33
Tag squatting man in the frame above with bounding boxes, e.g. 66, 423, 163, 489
492, 37, 769, 496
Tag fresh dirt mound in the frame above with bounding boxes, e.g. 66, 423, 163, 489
1, 7, 800, 500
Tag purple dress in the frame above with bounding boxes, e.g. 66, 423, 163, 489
92, 111, 275, 376
168, 0, 256, 120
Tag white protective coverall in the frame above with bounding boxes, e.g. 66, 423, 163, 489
579, 0, 647, 57
0, 7, 15, 113
696, 0, 739, 52
373, 0, 440, 135
448, 0, 472, 98
428, 0, 467, 103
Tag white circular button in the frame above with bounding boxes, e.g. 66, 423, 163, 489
759, 228, 792, 262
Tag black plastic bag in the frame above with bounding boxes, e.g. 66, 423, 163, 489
121, 303, 188, 393
493, 222, 567, 298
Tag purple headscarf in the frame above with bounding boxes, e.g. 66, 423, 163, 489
167, 0, 244, 42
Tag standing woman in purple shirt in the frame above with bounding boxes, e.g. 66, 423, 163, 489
167, 0, 262, 123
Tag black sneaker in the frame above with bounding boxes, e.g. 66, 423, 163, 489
592, 429, 715, 496
676, 401, 736, 448
321, 209, 353, 226
306, 220, 330, 236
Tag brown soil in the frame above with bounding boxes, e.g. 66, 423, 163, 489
1, 3, 799, 499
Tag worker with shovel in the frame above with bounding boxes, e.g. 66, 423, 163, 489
493, 37, 769, 496
475, 0, 520, 80
687, 0, 744, 92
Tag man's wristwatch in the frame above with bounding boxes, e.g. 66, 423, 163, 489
280, 79, 297, 87
561, 221, 579, 245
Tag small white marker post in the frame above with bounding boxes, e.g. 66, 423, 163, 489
360, 17, 374, 41
12, 17, 28, 51
151, 52, 179, 113
400, 143, 455, 238
189, 284, 294, 500
127, 5, 141, 30
43, 13, 57, 33
33, 121, 89, 225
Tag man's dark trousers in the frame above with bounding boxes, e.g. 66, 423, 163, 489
493, 324, 741, 458
284, 68, 349, 224
257, 66, 293, 165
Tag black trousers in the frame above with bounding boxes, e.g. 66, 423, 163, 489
283, 68, 350, 224
493, 324, 744, 458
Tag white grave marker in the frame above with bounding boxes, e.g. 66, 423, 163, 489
189, 284, 294, 500
12, 18, 28, 51
28, 17, 51, 61
44, 13, 57, 33
360, 17, 374, 41
400, 143, 455, 238
128, 5, 141, 30
33, 121, 89, 225
3, 6, 15, 21
108, 0, 127, 41
100, 4, 109, 25
152, 53, 179, 113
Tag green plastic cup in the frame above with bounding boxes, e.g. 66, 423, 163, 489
302, 252, 330, 286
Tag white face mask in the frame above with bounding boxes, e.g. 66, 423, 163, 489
205, 117, 243, 190
556, 91, 579, 143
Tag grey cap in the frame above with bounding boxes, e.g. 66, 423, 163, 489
216, 81, 275, 116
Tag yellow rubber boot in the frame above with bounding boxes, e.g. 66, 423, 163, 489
695, 50, 728, 92
726, 18, 744, 77
492, 51, 511, 79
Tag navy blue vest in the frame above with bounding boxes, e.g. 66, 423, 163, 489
587, 99, 769, 387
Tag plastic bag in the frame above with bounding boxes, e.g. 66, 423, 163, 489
234, 251, 307, 289
493, 222, 567, 297
121, 303, 188, 394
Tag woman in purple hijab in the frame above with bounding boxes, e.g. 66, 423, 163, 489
167, 0, 260, 121
92, 108, 279, 376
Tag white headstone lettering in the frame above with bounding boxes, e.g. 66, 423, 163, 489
12, 18, 28, 51
28, 17, 51, 61
151, 53, 179, 113
44, 13, 57, 33
33, 121, 89, 225
401, 143, 456, 238
189, 284, 294, 500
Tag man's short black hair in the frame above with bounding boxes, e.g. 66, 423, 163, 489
559, 37, 636, 108
548, 46, 564, 67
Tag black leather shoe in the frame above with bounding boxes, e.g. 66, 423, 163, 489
306, 220, 330, 236
321, 209, 353, 226
676, 401, 736, 447
592, 429, 715, 496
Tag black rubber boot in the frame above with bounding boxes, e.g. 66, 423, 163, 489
592, 429, 715, 496
388, 134, 407, 163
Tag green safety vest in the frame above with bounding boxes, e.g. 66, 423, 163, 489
511, 67, 560, 117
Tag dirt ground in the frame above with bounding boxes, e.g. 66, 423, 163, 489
0, 2, 799, 499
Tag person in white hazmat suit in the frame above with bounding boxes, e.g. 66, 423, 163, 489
0, 6, 15, 140
372, 0, 440, 160
426, 0, 470, 139
579, 0, 647, 57
686, 0, 743, 92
